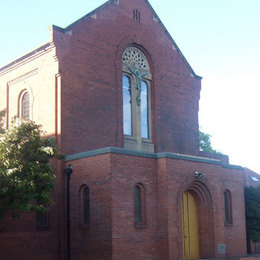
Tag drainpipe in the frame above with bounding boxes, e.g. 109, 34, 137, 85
65, 165, 73, 260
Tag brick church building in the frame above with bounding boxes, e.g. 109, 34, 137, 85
0, 0, 250, 259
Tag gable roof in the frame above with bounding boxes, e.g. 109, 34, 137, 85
53, 0, 201, 79
1, 0, 202, 79
52, 0, 201, 79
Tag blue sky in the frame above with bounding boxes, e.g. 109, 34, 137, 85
1, 0, 260, 173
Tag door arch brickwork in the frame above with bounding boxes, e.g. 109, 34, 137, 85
183, 181, 215, 259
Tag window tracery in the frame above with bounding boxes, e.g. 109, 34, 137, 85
122, 47, 149, 70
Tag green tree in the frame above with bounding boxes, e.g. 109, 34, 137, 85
0, 118, 57, 220
199, 130, 218, 154
0, 109, 6, 134
244, 186, 260, 243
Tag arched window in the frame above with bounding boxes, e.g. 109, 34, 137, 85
36, 201, 48, 229
122, 47, 153, 152
80, 185, 90, 227
19, 90, 30, 120
224, 190, 232, 224
134, 184, 145, 226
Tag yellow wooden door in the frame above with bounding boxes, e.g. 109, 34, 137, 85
182, 191, 199, 259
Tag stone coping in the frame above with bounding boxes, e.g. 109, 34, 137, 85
65, 146, 243, 170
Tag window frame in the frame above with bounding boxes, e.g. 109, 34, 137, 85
79, 185, 90, 228
134, 183, 146, 228
122, 47, 153, 152
18, 89, 30, 120
123, 72, 152, 139
36, 201, 49, 230
224, 189, 233, 225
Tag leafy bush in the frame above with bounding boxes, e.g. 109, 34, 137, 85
0, 119, 57, 219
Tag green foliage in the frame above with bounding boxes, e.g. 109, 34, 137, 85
199, 130, 218, 154
244, 186, 260, 243
0, 119, 57, 220
0, 109, 6, 134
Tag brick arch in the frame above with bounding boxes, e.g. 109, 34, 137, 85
78, 184, 90, 227
187, 181, 213, 207
114, 36, 154, 68
185, 181, 215, 259
114, 36, 155, 87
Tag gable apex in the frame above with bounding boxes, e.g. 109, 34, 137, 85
52, 0, 201, 80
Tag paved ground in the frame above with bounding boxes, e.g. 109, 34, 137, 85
201, 255, 260, 260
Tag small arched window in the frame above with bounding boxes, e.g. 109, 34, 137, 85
224, 189, 232, 224
80, 185, 90, 227
19, 90, 30, 120
134, 184, 145, 226
36, 201, 48, 229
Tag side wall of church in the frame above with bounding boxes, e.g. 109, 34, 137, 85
0, 44, 59, 135
0, 45, 65, 260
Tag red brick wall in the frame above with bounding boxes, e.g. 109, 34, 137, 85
221, 167, 247, 257
0, 159, 64, 260
68, 154, 113, 260
54, 0, 201, 155
67, 151, 247, 260
110, 153, 160, 260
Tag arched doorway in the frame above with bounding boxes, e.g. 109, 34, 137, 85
182, 191, 199, 259
182, 181, 215, 259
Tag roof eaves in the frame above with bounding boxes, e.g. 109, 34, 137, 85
0, 43, 51, 73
